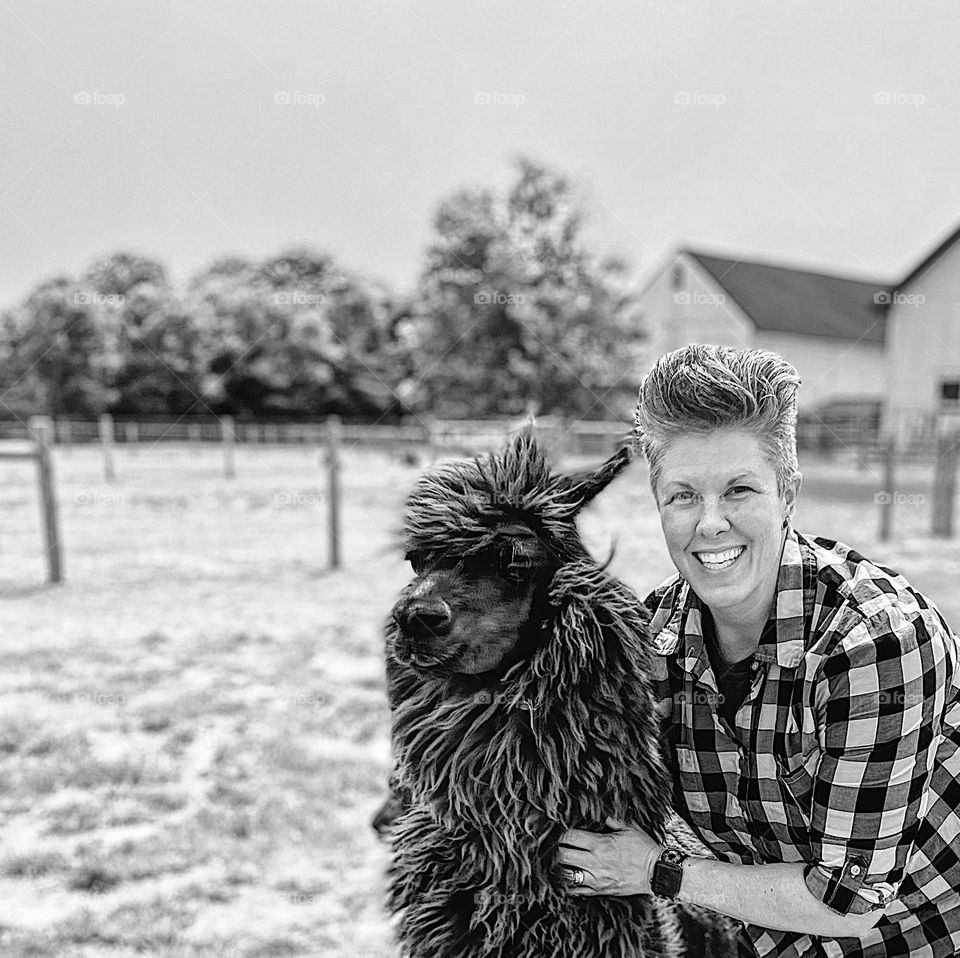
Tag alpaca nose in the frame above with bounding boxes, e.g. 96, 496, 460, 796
395, 601, 453, 638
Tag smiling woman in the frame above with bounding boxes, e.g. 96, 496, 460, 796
557, 345, 960, 958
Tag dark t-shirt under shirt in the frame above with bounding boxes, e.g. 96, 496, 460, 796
701, 609, 756, 728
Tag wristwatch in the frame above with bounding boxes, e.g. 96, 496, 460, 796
651, 847, 688, 899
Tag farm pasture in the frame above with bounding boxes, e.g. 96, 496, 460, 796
0, 441, 956, 957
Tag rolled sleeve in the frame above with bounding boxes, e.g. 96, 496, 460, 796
804, 609, 952, 916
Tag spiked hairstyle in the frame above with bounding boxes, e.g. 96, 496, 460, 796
633, 344, 801, 499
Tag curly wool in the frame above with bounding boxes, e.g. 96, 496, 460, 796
384, 432, 685, 958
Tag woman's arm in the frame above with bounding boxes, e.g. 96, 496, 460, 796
677, 856, 882, 939
559, 819, 883, 940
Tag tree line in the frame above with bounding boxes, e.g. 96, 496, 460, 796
0, 158, 648, 424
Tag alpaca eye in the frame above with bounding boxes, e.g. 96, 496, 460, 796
499, 551, 534, 581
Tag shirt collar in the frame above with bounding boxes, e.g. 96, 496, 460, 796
651, 526, 809, 671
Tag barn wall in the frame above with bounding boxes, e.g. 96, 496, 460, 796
637, 253, 754, 372
754, 331, 886, 408
885, 240, 960, 434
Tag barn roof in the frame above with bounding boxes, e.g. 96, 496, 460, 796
682, 248, 888, 345
897, 222, 960, 290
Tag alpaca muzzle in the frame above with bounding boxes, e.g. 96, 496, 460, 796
392, 599, 454, 642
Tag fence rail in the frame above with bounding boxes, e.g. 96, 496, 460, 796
0, 415, 635, 457
0, 413, 955, 461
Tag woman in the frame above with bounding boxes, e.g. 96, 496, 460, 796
557, 345, 960, 958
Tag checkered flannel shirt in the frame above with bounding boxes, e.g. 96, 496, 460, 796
644, 528, 960, 958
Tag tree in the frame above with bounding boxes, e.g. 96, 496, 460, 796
84, 251, 206, 417
186, 247, 402, 419
8, 275, 110, 417
407, 157, 646, 420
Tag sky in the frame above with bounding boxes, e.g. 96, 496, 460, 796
2, 0, 959, 307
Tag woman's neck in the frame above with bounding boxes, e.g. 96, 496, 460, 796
706, 529, 785, 662
711, 613, 763, 664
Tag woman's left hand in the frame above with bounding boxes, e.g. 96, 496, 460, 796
556, 816, 664, 897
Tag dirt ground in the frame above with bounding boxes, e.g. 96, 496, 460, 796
0, 441, 956, 957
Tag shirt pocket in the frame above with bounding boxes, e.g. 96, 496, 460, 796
775, 748, 818, 815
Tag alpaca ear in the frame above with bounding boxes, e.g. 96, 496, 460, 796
554, 445, 634, 510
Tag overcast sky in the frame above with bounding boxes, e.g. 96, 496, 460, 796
2, 0, 959, 306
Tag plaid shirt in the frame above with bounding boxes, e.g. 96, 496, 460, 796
643, 528, 960, 958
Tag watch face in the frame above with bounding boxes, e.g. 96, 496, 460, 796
653, 852, 686, 898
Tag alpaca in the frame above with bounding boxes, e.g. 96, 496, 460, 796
379, 427, 738, 958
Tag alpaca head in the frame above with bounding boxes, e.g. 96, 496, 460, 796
390, 426, 633, 677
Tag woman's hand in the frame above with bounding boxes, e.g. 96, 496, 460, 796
556, 816, 664, 897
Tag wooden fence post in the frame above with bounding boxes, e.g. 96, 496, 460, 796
124, 421, 139, 456
59, 418, 73, 456
878, 438, 896, 543
222, 415, 236, 479
99, 413, 116, 482
27, 416, 63, 584
931, 430, 959, 538
326, 415, 342, 569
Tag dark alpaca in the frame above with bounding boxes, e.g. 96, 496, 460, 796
378, 428, 739, 958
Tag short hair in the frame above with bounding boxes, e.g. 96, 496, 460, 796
633, 344, 801, 499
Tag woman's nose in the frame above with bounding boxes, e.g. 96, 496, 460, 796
695, 497, 731, 536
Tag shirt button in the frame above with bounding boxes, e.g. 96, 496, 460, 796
849, 865, 861, 876
751, 661, 759, 670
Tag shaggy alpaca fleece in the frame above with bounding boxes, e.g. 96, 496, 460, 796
384, 432, 687, 958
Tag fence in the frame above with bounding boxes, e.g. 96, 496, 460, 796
1, 414, 957, 584
0, 416, 63, 583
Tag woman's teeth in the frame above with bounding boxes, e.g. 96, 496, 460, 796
695, 546, 745, 570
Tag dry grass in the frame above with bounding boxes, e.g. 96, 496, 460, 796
0, 439, 956, 957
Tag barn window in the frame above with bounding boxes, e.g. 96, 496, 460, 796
941, 380, 960, 405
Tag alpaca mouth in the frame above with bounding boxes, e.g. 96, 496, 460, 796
394, 641, 463, 669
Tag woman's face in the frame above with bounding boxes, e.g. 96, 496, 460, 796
654, 428, 800, 626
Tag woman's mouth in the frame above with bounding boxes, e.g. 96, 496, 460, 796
693, 545, 745, 571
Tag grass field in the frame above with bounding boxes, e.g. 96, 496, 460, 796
0, 439, 957, 957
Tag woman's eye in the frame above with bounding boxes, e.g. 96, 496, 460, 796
670, 490, 695, 504
725, 486, 754, 497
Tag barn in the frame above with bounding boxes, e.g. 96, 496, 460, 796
883, 224, 960, 443
635, 234, 960, 446
634, 247, 888, 410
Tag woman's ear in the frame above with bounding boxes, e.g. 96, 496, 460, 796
783, 471, 802, 521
